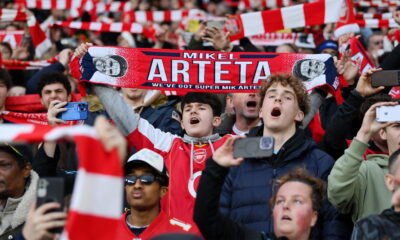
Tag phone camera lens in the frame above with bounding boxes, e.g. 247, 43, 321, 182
260, 137, 273, 150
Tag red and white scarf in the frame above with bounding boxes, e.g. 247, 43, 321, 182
0, 30, 24, 49
122, 9, 205, 23
0, 124, 123, 240
354, 1, 400, 7
355, 12, 393, 20
230, 0, 342, 41
238, 0, 292, 11
356, 19, 399, 29
2, 57, 57, 70
0, 9, 51, 58
52, 21, 156, 39
0, 8, 27, 22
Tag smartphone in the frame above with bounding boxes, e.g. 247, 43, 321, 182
57, 102, 88, 121
37, 177, 65, 233
206, 20, 226, 29
376, 105, 400, 122
233, 136, 275, 158
371, 70, 400, 87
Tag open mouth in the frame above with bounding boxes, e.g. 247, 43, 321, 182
246, 101, 257, 108
282, 215, 292, 221
190, 117, 200, 124
271, 107, 281, 117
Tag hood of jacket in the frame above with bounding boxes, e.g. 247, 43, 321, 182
366, 154, 389, 168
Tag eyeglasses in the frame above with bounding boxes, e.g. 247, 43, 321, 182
125, 175, 157, 185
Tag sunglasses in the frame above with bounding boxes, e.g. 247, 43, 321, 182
125, 175, 157, 185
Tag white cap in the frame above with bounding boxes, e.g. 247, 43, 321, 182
126, 148, 166, 176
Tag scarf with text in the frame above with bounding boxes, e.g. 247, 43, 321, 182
0, 124, 123, 240
72, 46, 340, 100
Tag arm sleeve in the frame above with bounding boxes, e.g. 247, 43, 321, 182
194, 158, 262, 240
92, 85, 139, 136
26, 62, 65, 94
32, 144, 76, 195
320, 90, 364, 160
92, 84, 177, 153
327, 139, 368, 218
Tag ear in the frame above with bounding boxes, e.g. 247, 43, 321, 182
212, 116, 221, 128
160, 186, 168, 198
294, 110, 305, 122
180, 119, 185, 131
379, 128, 387, 141
67, 94, 72, 102
22, 163, 32, 179
310, 211, 318, 227
385, 174, 395, 192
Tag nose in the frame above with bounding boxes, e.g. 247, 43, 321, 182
133, 179, 143, 188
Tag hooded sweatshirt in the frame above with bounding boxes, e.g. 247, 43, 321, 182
93, 85, 230, 232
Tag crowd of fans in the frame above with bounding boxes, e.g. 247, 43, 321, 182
2, 0, 400, 239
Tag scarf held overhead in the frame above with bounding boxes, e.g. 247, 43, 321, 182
73, 46, 339, 96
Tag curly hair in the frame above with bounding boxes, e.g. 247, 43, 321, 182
258, 74, 310, 115
269, 168, 326, 212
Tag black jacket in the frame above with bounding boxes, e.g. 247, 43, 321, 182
194, 158, 287, 240
351, 208, 400, 240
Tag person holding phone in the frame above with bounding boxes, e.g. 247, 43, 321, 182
328, 101, 400, 222
218, 74, 350, 239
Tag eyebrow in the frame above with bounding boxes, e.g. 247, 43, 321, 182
266, 89, 296, 96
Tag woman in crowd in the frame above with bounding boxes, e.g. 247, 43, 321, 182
194, 136, 325, 240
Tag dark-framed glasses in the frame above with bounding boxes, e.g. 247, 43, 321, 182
125, 175, 157, 185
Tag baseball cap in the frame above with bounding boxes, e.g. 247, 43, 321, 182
317, 40, 338, 53
125, 148, 168, 179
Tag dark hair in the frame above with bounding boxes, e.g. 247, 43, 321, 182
180, 92, 222, 117
389, 148, 400, 174
360, 93, 394, 117
0, 68, 12, 90
0, 144, 32, 169
259, 74, 310, 116
270, 168, 326, 212
109, 55, 128, 77
37, 71, 72, 97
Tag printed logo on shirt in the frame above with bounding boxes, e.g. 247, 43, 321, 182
193, 149, 207, 164
188, 171, 202, 198
169, 218, 192, 231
